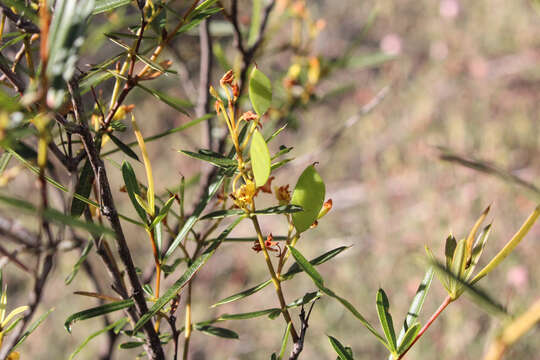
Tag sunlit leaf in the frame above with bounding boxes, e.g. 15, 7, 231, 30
328, 336, 354, 360
376, 289, 397, 353
121, 161, 148, 223
291, 165, 326, 233
250, 130, 271, 187
195, 324, 238, 339
396, 323, 421, 355
249, 67, 272, 116
64, 300, 134, 333
108, 134, 140, 162
65, 240, 94, 285
93, 0, 131, 14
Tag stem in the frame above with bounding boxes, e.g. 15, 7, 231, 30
183, 277, 193, 360
251, 215, 299, 342
148, 229, 162, 332
397, 295, 453, 360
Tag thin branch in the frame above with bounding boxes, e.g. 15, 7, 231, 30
0, 4, 40, 34
0, 213, 39, 248
0, 53, 26, 94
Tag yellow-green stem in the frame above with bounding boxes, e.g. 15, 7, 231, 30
250, 215, 299, 342
183, 281, 193, 360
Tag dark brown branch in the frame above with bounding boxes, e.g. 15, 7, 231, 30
68, 83, 165, 360
0, 54, 26, 94
288, 302, 317, 360
0, 4, 40, 34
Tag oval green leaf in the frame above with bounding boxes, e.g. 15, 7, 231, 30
250, 129, 271, 187
249, 67, 272, 116
291, 165, 326, 233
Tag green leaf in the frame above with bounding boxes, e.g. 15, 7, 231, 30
444, 235, 457, 270
164, 172, 225, 259
249, 67, 272, 116
393, 267, 433, 356
103, 115, 212, 157
376, 289, 397, 353
0, 152, 12, 174
108, 134, 140, 162
288, 246, 388, 349
11, 308, 54, 351
69, 318, 128, 359
201, 205, 302, 220
291, 165, 326, 233
430, 259, 508, 317
254, 204, 303, 215
328, 336, 354, 360
0, 0, 38, 23
195, 324, 239, 339
121, 161, 148, 223
449, 239, 467, 297
64, 299, 134, 333
180, 149, 237, 168
396, 323, 421, 355
200, 209, 244, 220
278, 322, 292, 359
93, 0, 131, 14
471, 206, 540, 285
250, 129, 271, 187
212, 246, 349, 307
137, 84, 191, 116
212, 280, 273, 307
134, 218, 242, 332
119, 341, 144, 349
287, 245, 324, 286
65, 240, 94, 285
47, 0, 95, 108
464, 224, 491, 281
149, 195, 175, 229
70, 160, 95, 217
0, 195, 114, 237
218, 308, 279, 321
283, 246, 350, 279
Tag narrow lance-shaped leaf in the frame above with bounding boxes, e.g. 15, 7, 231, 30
392, 267, 433, 358
213, 246, 350, 307
164, 172, 225, 259
108, 134, 140, 162
471, 205, 540, 285
134, 218, 242, 332
71, 160, 95, 217
250, 129, 271, 187
92, 0, 131, 14
102, 114, 212, 157
328, 336, 354, 360
430, 259, 508, 318
396, 323, 421, 355
180, 149, 237, 168
0, 195, 113, 237
194, 324, 239, 339
121, 161, 148, 222
64, 299, 134, 333
65, 240, 94, 285
278, 322, 292, 360
12, 308, 54, 351
149, 195, 175, 229
68, 318, 128, 359
291, 165, 326, 233
449, 238, 467, 297
376, 289, 397, 353
249, 66, 272, 116
288, 245, 389, 350
137, 84, 191, 116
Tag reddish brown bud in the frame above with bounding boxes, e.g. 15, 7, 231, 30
220, 70, 235, 86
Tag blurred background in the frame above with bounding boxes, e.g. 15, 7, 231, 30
2, 0, 540, 359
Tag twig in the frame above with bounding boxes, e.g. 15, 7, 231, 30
288, 301, 317, 360
0, 4, 40, 34
0, 53, 26, 94
0, 213, 39, 248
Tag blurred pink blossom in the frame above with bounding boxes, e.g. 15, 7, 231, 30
506, 265, 528, 291
440, 0, 460, 19
380, 34, 402, 55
